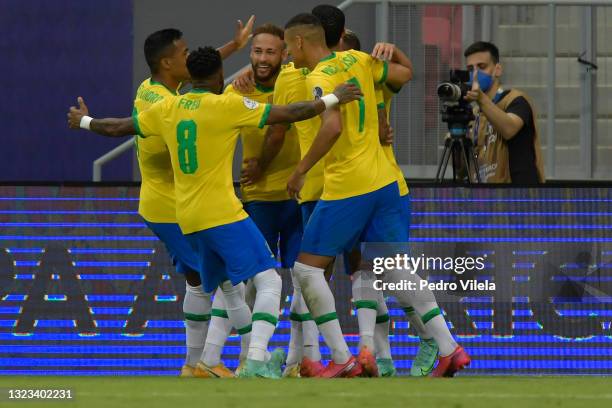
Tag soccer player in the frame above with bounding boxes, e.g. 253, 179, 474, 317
340, 27, 441, 376
83, 22, 253, 378
223, 24, 302, 375
284, 13, 470, 378
68, 46, 362, 378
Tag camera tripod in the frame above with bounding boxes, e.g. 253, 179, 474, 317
435, 132, 481, 184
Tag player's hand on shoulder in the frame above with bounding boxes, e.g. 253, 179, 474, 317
232, 67, 256, 94
333, 82, 363, 104
372, 42, 396, 61
67, 96, 89, 129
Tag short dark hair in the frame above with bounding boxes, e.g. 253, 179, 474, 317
186, 47, 222, 80
253, 23, 284, 40
285, 13, 322, 30
312, 4, 345, 48
464, 41, 500, 64
342, 29, 361, 51
144, 28, 183, 73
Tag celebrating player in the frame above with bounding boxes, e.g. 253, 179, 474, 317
68, 45, 362, 378
284, 13, 470, 378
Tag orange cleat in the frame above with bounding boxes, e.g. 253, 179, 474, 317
300, 357, 325, 377
357, 346, 379, 377
317, 356, 362, 378
430, 345, 471, 377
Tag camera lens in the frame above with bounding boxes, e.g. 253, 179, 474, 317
437, 82, 461, 101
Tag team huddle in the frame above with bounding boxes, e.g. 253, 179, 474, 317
67, 5, 470, 379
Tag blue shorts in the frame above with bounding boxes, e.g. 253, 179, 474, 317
185, 217, 277, 293
243, 200, 302, 268
300, 200, 318, 230
301, 182, 407, 257
342, 192, 412, 275
144, 220, 199, 275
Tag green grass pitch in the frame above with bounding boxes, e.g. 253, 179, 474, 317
0, 377, 611, 408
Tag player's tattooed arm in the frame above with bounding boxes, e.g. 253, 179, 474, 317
67, 97, 135, 137
264, 82, 362, 125
217, 15, 255, 60
287, 108, 342, 200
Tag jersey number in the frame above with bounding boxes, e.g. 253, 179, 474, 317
348, 77, 365, 132
176, 120, 198, 174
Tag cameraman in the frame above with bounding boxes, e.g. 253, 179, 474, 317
464, 41, 545, 183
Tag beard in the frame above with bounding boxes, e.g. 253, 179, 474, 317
252, 61, 282, 83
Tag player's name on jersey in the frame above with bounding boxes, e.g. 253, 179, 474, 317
373, 279, 496, 292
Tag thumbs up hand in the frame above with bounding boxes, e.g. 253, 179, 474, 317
465, 70, 484, 103
67, 96, 90, 129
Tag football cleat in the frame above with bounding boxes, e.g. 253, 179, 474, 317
357, 346, 379, 377
300, 357, 325, 377
376, 358, 397, 377
237, 359, 280, 379
282, 363, 302, 378
267, 348, 286, 378
234, 360, 246, 376
317, 356, 362, 378
179, 364, 195, 378
410, 338, 439, 377
430, 345, 471, 378
193, 361, 235, 378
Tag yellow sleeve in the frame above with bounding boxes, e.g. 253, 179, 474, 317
305, 72, 335, 100
133, 100, 165, 138
375, 85, 385, 110
370, 57, 389, 85
224, 93, 271, 130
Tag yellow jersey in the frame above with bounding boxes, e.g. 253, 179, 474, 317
133, 89, 271, 234
305, 50, 396, 200
377, 83, 409, 196
132, 78, 178, 223
273, 63, 323, 203
225, 82, 300, 202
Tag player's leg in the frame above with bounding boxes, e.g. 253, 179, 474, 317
373, 289, 395, 377
364, 184, 469, 377
202, 217, 282, 378
186, 231, 252, 378
202, 287, 232, 370
143, 220, 212, 378
402, 194, 440, 376
296, 193, 378, 378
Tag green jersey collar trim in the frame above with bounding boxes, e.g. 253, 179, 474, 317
149, 78, 179, 95
255, 83, 275, 93
319, 52, 336, 62
189, 88, 211, 94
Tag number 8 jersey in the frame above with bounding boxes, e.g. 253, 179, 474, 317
305, 50, 396, 200
133, 89, 271, 234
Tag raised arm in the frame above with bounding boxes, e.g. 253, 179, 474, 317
371, 43, 413, 89
67, 97, 135, 137
217, 15, 255, 60
264, 82, 361, 125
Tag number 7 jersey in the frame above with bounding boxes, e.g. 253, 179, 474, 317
305, 50, 396, 200
133, 89, 271, 234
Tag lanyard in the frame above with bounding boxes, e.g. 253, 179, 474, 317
472, 88, 505, 145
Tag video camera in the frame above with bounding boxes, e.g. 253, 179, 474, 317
434, 69, 481, 183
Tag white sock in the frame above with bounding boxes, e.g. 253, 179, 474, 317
183, 283, 212, 367
247, 269, 281, 362
201, 287, 231, 366
287, 269, 303, 366
403, 306, 433, 340
220, 281, 253, 358
295, 261, 350, 364
383, 269, 458, 356
290, 268, 321, 362
352, 269, 378, 351
374, 289, 392, 360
